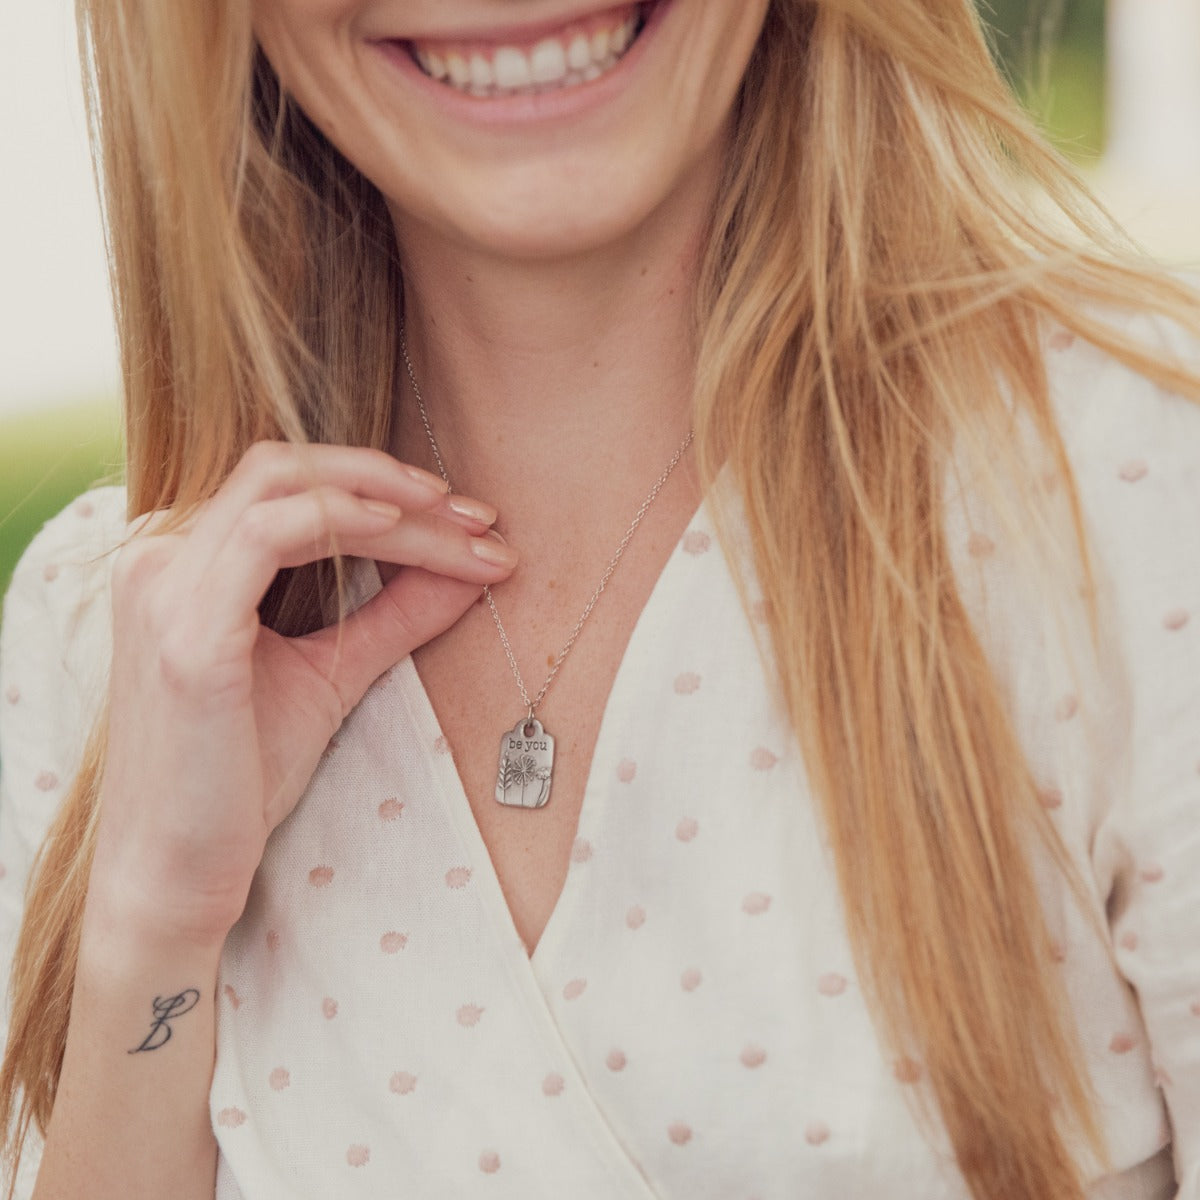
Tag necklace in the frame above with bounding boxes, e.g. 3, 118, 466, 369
400, 332, 694, 810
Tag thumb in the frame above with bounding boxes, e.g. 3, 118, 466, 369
301, 566, 482, 709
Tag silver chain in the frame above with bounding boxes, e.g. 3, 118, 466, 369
400, 330, 694, 719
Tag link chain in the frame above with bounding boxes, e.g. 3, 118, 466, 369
400, 330, 694, 718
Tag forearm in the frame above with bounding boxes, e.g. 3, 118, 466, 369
31, 890, 222, 1200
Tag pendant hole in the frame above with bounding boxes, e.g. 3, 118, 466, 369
523, 722, 536, 738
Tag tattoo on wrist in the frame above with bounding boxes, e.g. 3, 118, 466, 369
128, 989, 202, 1053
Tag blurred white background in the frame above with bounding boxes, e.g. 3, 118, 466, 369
0, 0, 117, 415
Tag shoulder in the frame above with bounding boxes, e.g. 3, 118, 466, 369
1041, 304, 1200, 633
1044, 298, 1200, 476
2, 484, 127, 682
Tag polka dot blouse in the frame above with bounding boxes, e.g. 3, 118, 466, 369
2, 311, 1199, 1198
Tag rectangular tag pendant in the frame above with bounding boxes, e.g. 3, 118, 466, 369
495, 716, 555, 809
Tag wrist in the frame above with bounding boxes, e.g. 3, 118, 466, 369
82, 866, 234, 964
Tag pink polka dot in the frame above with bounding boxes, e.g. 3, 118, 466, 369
749, 746, 778, 771
742, 892, 772, 915
740, 1044, 767, 1069
667, 1122, 693, 1146
42, 564, 58, 583
434, 734, 451, 755
675, 817, 699, 842
74, 499, 95, 518
1140, 865, 1165, 884
378, 797, 405, 821
817, 973, 847, 997
380, 931, 408, 954
673, 672, 701, 695
1164, 609, 1191, 632
626, 905, 646, 930
223, 984, 242, 1010
1049, 329, 1076, 351
4, 686, 18, 704
1190, 1000, 1200, 1018
1041, 470, 1060, 494
1037, 786, 1063, 810
967, 531, 995, 559
606, 1048, 627, 1072
616, 759, 637, 783
680, 967, 702, 992
563, 978, 587, 1001
1054, 694, 1078, 722
266, 929, 281, 953
0, 863, 7, 881
269, 1067, 290, 1091
478, 1150, 501, 1174
390, 1071, 418, 1095
570, 838, 592, 864
445, 866, 472, 889
894, 1057, 923, 1085
682, 530, 711, 555
34, 771, 58, 792
1109, 1033, 1136, 1055
457, 1004, 484, 1027
322, 997, 339, 1019
542, 1072, 565, 1097
1119, 931, 1139, 952
346, 1145, 370, 1168
1118, 459, 1149, 483
308, 865, 334, 888
1050, 941, 1067, 964
805, 1122, 831, 1146
217, 1107, 247, 1128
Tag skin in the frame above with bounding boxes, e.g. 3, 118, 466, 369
33, 2, 769, 1196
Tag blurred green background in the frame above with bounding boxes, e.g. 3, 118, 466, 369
0, 0, 1107, 596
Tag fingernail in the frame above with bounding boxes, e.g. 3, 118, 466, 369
403, 465, 450, 495
363, 500, 403, 521
448, 495, 498, 525
471, 532, 517, 568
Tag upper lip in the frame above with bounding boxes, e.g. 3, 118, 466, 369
372, 2, 644, 48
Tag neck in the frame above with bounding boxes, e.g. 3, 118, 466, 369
389, 158, 716, 552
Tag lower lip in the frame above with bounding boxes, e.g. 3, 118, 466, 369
370, 1, 672, 129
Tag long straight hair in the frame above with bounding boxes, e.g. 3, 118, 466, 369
4, 2, 1199, 1198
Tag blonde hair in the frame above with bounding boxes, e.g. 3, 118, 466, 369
4, 1, 1199, 1197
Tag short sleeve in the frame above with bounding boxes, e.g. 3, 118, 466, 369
1063, 315, 1200, 1193
0, 486, 125, 1198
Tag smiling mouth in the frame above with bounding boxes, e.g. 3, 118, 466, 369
405, 3, 656, 99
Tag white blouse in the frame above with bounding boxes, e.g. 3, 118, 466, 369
1, 312, 1199, 1199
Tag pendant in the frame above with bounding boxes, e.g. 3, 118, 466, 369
495, 716, 555, 809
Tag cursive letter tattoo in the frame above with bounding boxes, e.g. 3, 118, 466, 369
128, 989, 202, 1054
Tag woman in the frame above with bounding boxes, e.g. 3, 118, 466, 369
1, 0, 1198, 1196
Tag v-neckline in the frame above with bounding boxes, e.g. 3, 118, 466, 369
370, 485, 710, 977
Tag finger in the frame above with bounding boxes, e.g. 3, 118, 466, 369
198, 488, 515, 633
182, 442, 455, 572
298, 567, 483, 709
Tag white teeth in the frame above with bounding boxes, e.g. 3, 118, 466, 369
468, 53, 493, 88
529, 38, 567, 84
566, 33, 591, 71
413, 12, 643, 98
493, 46, 531, 89
446, 52, 470, 86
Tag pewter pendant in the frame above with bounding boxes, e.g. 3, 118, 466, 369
495, 716, 555, 809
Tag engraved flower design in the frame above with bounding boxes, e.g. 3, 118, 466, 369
499, 752, 551, 807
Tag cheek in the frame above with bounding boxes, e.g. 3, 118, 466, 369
251, 0, 359, 98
